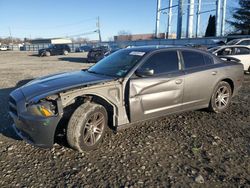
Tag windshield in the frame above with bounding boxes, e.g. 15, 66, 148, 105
88, 49, 146, 77
227, 39, 240, 45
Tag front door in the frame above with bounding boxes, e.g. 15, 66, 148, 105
129, 50, 184, 122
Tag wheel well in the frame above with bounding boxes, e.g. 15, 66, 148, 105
90, 95, 115, 130
221, 78, 234, 94
54, 95, 115, 145
63, 95, 115, 129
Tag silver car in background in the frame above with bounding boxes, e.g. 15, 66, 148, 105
209, 45, 250, 73
227, 38, 250, 48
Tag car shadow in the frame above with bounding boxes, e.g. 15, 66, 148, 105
0, 79, 33, 141
58, 57, 89, 63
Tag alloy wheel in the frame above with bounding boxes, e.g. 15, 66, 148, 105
215, 86, 230, 109
83, 112, 105, 146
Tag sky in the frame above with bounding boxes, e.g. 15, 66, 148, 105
0, 0, 239, 41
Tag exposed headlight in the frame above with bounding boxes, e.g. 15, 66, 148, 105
27, 101, 57, 117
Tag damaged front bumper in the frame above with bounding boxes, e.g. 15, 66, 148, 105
9, 111, 61, 148
9, 89, 61, 148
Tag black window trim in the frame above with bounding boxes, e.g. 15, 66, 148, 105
136, 49, 183, 76
180, 50, 214, 70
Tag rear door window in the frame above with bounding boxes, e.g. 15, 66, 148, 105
182, 51, 206, 69
233, 47, 250, 55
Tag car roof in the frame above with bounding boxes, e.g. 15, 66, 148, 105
236, 38, 250, 41
214, 45, 250, 49
123, 45, 189, 53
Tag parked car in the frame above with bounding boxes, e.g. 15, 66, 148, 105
9, 46, 244, 152
75, 45, 92, 53
209, 45, 250, 73
38, 44, 71, 57
226, 38, 250, 48
104, 47, 121, 57
185, 43, 207, 51
87, 46, 110, 62
0, 45, 8, 51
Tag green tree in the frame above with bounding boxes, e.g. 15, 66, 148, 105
205, 15, 216, 37
229, 0, 250, 34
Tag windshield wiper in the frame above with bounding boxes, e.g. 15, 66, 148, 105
87, 70, 98, 74
87, 70, 116, 78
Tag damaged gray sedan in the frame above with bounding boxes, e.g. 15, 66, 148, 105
9, 46, 244, 152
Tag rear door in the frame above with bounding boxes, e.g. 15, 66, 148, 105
181, 50, 219, 110
129, 50, 185, 122
54, 44, 63, 55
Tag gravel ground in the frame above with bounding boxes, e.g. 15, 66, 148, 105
0, 51, 249, 187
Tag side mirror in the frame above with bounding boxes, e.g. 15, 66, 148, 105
135, 68, 154, 77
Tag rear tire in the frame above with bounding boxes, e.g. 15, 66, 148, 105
208, 81, 232, 113
246, 66, 250, 74
67, 102, 108, 152
63, 50, 69, 55
45, 51, 51, 57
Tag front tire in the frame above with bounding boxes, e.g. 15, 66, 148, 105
67, 102, 108, 152
208, 81, 232, 113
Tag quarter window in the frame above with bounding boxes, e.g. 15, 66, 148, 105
203, 55, 213, 65
140, 51, 179, 74
182, 51, 206, 69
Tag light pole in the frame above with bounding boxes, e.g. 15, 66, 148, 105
155, 0, 161, 38
177, 0, 183, 39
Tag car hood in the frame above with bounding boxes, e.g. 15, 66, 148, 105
19, 71, 115, 101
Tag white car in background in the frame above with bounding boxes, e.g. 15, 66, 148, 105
0, 46, 8, 51
209, 45, 250, 73
227, 38, 250, 48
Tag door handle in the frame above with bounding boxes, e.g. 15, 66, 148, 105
175, 79, 183, 84
212, 71, 218, 75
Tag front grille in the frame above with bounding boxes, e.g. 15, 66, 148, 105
9, 95, 18, 116
9, 96, 16, 106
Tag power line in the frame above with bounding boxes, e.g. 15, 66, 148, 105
12, 17, 97, 30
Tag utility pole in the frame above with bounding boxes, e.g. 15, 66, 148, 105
186, 0, 195, 38
155, 0, 161, 38
166, 0, 173, 39
97, 16, 102, 42
177, 0, 183, 39
8, 27, 13, 44
216, 0, 222, 36
221, 0, 227, 36
195, 0, 202, 38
